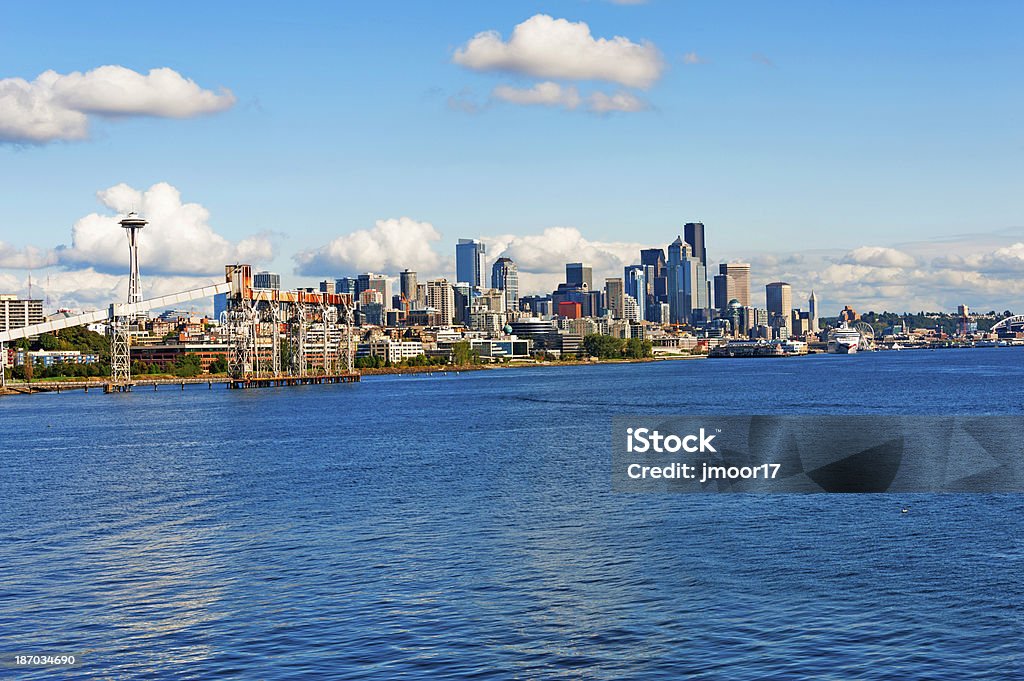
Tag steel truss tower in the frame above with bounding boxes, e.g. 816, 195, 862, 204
108, 212, 148, 385
290, 301, 307, 376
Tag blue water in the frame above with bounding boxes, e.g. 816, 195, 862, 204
1, 349, 1022, 679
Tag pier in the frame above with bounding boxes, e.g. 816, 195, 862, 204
228, 373, 360, 389
1, 373, 360, 396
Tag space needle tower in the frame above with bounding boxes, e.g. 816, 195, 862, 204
119, 212, 148, 313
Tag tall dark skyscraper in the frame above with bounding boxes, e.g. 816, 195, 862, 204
684, 223, 707, 267
640, 248, 666, 278
565, 262, 593, 290
713, 273, 734, 311
639, 247, 667, 321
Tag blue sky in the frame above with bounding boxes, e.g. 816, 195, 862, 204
0, 1, 1022, 312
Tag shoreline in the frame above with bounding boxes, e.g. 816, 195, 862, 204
357, 355, 699, 376
4, 344, 1018, 395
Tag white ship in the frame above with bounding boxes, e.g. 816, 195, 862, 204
828, 323, 861, 354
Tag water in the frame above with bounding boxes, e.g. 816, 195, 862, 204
1, 349, 1022, 679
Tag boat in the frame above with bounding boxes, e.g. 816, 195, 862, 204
827, 323, 861, 354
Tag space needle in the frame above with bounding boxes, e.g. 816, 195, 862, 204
119, 212, 148, 315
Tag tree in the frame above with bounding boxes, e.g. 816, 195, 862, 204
208, 355, 229, 374
450, 341, 480, 365
172, 353, 203, 377
582, 334, 626, 359
624, 338, 653, 359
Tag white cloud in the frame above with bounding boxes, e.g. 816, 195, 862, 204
588, 90, 648, 113
453, 14, 664, 89
0, 241, 57, 269
933, 241, 1024, 274
489, 226, 651, 292
56, 182, 274, 276
717, 234, 1024, 314
294, 217, 444, 276
490, 83, 649, 114
492, 82, 581, 109
983, 242, 1024, 272
0, 268, 225, 314
0, 66, 235, 144
841, 246, 916, 268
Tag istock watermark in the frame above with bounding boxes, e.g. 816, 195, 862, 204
612, 415, 1024, 493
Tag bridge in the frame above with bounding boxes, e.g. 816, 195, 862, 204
1, 263, 359, 394
990, 315, 1024, 334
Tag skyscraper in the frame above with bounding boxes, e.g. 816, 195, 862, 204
357, 273, 389, 302
456, 238, 486, 288
565, 262, 593, 291
766, 282, 793, 326
666, 236, 702, 324
719, 263, 751, 308
426, 279, 456, 325
453, 281, 472, 325
808, 291, 820, 332
713, 273, 734, 312
400, 269, 418, 305
623, 265, 646, 322
254, 271, 281, 290
683, 222, 707, 267
681, 224, 710, 321
639, 248, 666, 321
490, 257, 519, 311
605, 278, 625, 319
640, 248, 666, 278
335, 277, 358, 297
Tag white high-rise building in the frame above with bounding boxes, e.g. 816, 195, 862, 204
808, 291, 820, 332
623, 294, 640, 322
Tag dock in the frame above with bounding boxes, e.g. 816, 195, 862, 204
227, 373, 361, 389
1, 373, 360, 396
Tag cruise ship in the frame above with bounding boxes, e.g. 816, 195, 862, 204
828, 324, 861, 354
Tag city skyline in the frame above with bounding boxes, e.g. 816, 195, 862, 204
0, 2, 1021, 313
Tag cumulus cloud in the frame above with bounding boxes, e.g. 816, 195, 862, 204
453, 14, 664, 89
486, 226, 652, 293
56, 182, 274, 276
294, 217, 444, 276
716, 234, 1024, 314
0, 267, 226, 314
490, 82, 647, 114
0, 241, 57, 269
0, 65, 235, 144
588, 90, 648, 113
841, 246, 916, 269
933, 242, 1024, 274
492, 82, 581, 109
